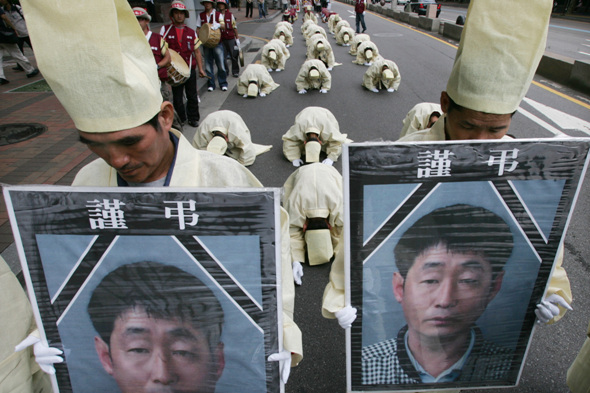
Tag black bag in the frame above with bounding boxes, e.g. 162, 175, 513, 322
0, 18, 18, 44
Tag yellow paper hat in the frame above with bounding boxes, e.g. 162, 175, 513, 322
269, 49, 277, 60
309, 68, 320, 80
343, 33, 350, 43
364, 49, 373, 60
305, 229, 333, 265
305, 141, 321, 163
446, 0, 552, 114
382, 69, 394, 81
21, 0, 162, 133
207, 136, 228, 155
247, 81, 259, 97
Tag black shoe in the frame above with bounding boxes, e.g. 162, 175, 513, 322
12, 64, 24, 71
188, 120, 199, 127
26, 69, 40, 78
0, 78, 9, 85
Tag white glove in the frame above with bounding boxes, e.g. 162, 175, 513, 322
236, 38, 241, 47
335, 305, 357, 329
267, 68, 273, 72
327, 67, 333, 71
387, 88, 395, 93
15, 335, 64, 375
363, 11, 366, 15
322, 158, 334, 166
370, 87, 379, 93
292, 158, 304, 167
364, 62, 372, 66
535, 294, 572, 324
267, 350, 292, 384
243, 94, 248, 98
212, 22, 221, 30
259, 92, 267, 97
319, 89, 328, 94
298, 89, 307, 94
292, 261, 303, 285
286, 44, 292, 47
276, 68, 283, 72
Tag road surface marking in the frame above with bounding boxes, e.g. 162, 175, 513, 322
523, 97, 590, 135
516, 107, 568, 137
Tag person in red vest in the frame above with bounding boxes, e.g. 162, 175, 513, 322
197, 0, 228, 92
217, 0, 240, 77
159, 1, 206, 128
354, 0, 366, 33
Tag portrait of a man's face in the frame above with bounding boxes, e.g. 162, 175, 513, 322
392, 243, 504, 344
88, 262, 225, 393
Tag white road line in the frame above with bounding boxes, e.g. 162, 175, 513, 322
523, 97, 590, 135
578, 51, 590, 57
516, 107, 568, 137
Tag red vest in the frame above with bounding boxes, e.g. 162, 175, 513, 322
355, 0, 365, 14
220, 11, 236, 41
161, 24, 197, 69
148, 32, 168, 81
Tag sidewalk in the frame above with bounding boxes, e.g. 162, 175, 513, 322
0, 9, 280, 269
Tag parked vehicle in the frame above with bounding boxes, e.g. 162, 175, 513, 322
406, 0, 441, 17
397, 0, 408, 5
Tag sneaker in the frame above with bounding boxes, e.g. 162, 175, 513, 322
26, 69, 40, 78
221, 86, 228, 91
207, 86, 214, 92
232, 73, 239, 77
188, 120, 199, 127
12, 64, 24, 72
0, 78, 9, 85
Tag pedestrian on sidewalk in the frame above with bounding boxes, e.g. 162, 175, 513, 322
0, 0, 32, 70
159, 1, 206, 127
0, 7, 38, 85
354, 0, 366, 33
197, 0, 229, 91
217, 0, 240, 77
258, 0, 267, 18
246, 0, 254, 17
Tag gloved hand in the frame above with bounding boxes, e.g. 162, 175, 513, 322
212, 22, 221, 30
298, 89, 307, 94
243, 94, 248, 98
335, 305, 357, 329
327, 67, 333, 71
15, 334, 64, 374
292, 261, 303, 285
276, 68, 283, 72
387, 88, 395, 93
370, 88, 379, 93
535, 294, 572, 324
259, 92, 267, 97
292, 159, 304, 167
364, 62, 372, 66
267, 350, 292, 384
322, 158, 333, 166
319, 89, 328, 94
236, 38, 241, 47
267, 68, 274, 72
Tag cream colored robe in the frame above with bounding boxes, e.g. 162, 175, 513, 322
328, 14, 341, 34
73, 130, 303, 366
362, 58, 401, 91
304, 24, 327, 42
349, 33, 370, 56
354, 41, 380, 65
282, 106, 350, 162
400, 102, 442, 138
334, 19, 350, 37
0, 256, 52, 393
262, 39, 290, 71
273, 25, 294, 46
191, 110, 271, 166
295, 59, 331, 92
567, 320, 590, 393
283, 163, 344, 264
237, 64, 280, 96
306, 35, 337, 69
335, 26, 355, 46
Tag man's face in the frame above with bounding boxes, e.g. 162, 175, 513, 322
138, 18, 150, 30
393, 244, 503, 342
95, 308, 224, 393
171, 9, 186, 24
440, 91, 512, 140
78, 121, 174, 184
204, 2, 213, 11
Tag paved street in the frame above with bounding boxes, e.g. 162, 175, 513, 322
1, 2, 590, 392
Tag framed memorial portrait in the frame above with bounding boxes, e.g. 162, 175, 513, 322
4, 186, 284, 393
344, 139, 590, 392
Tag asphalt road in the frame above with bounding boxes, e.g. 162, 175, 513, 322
389, 3, 590, 63
202, 3, 590, 392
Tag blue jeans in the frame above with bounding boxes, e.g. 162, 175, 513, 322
202, 43, 227, 89
355, 12, 366, 33
258, 2, 266, 18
